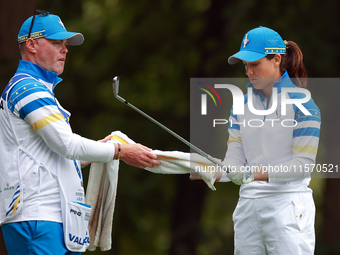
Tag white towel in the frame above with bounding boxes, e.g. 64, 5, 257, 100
85, 131, 220, 251
86, 160, 119, 251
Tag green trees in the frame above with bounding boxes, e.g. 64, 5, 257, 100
1, 0, 339, 254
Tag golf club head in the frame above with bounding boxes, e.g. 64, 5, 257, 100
112, 76, 119, 97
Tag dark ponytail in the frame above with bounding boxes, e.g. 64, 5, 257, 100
281, 41, 307, 88
266, 41, 307, 87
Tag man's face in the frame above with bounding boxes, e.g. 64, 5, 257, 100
34, 38, 68, 75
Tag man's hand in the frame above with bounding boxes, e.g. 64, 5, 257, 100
81, 135, 160, 169
119, 143, 160, 169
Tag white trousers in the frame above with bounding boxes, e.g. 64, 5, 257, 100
233, 192, 315, 255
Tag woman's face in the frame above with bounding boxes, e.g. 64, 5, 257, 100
243, 55, 282, 93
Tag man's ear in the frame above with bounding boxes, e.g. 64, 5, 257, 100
25, 38, 37, 54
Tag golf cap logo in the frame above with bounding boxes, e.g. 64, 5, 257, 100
58, 18, 66, 29
268, 39, 278, 45
243, 34, 250, 48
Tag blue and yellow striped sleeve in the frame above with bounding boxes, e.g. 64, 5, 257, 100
293, 97, 321, 161
227, 94, 248, 145
227, 107, 242, 145
8, 80, 66, 131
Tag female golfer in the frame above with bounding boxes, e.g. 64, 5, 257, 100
192, 26, 321, 255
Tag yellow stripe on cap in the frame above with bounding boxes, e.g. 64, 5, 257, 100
293, 145, 318, 155
18, 30, 46, 43
265, 47, 286, 54
32, 113, 65, 131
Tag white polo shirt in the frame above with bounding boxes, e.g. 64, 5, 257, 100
222, 71, 321, 198
0, 61, 115, 225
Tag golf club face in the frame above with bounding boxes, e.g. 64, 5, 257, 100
112, 76, 119, 97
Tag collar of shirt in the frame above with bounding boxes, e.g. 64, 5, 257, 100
15, 60, 63, 93
245, 70, 293, 102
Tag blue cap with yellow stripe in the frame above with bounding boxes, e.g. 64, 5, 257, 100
228, 26, 286, 65
17, 13, 84, 46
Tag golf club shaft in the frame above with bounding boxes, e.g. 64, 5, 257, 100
126, 99, 220, 165
114, 92, 221, 166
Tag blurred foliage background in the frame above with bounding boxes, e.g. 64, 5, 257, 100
1, 0, 340, 254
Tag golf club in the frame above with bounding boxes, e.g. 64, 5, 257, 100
112, 76, 224, 168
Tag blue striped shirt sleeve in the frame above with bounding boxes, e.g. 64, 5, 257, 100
292, 96, 321, 160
